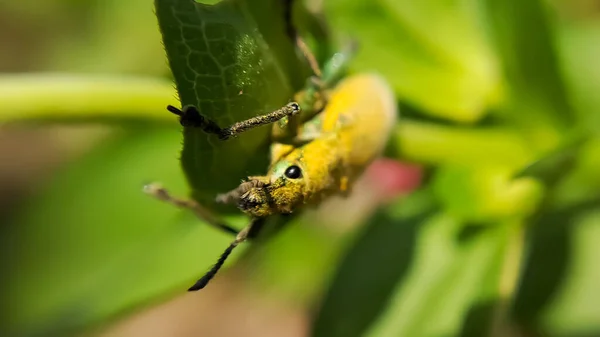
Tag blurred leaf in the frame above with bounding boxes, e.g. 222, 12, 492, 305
391, 120, 535, 167
0, 128, 245, 336
516, 135, 600, 211
515, 134, 588, 187
0, 74, 177, 123
313, 190, 519, 337
542, 209, 600, 336
155, 0, 309, 208
433, 166, 545, 222
312, 190, 436, 337
46, 0, 167, 75
324, 0, 500, 122
483, 0, 574, 147
558, 21, 600, 133
511, 198, 600, 336
245, 217, 346, 305
367, 218, 516, 337
552, 138, 600, 207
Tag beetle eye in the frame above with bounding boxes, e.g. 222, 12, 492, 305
284, 165, 302, 179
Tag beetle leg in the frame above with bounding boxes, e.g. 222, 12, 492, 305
143, 183, 238, 236
293, 39, 358, 122
167, 102, 301, 140
296, 35, 322, 78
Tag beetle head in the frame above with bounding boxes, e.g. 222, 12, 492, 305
236, 160, 307, 217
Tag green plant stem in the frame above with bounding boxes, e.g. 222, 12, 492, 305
1, 74, 539, 172
392, 120, 535, 168
0, 73, 178, 124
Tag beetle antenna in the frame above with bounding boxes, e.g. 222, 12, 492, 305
188, 218, 262, 291
188, 243, 236, 291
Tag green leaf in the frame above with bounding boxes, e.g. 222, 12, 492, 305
155, 0, 309, 207
0, 128, 244, 336
312, 190, 437, 337
483, 0, 574, 147
542, 209, 600, 336
511, 198, 600, 336
433, 166, 545, 222
365, 217, 514, 337
551, 137, 600, 208
312, 191, 519, 337
324, 0, 500, 122
515, 134, 589, 187
559, 21, 600, 133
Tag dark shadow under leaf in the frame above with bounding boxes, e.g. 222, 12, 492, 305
311, 194, 436, 337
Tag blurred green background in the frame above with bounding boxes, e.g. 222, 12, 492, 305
0, 0, 598, 336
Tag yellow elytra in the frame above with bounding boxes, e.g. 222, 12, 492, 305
237, 73, 398, 218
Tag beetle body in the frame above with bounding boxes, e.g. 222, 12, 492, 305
235, 73, 398, 217
151, 1, 401, 291
156, 67, 398, 292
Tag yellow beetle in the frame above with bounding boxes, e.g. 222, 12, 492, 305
222, 73, 397, 218
146, 35, 397, 291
